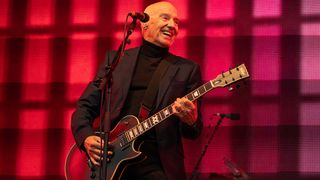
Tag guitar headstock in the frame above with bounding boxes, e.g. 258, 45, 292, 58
211, 64, 250, 88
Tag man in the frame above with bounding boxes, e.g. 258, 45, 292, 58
71, 1, 203, 179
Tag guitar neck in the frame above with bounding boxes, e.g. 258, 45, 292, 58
122, 80, 217, 143
120, 63, 249, 145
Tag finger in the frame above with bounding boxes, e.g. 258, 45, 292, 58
92, 136, 104, 146
91, 153, 103, 163
107, 151, 113, 156
91, 143, 104, 150
89, 156, 101, 167
175, 105, 183, 113
182, 100, 195, 109
178, 98, 193, 109
90, 148, 103, 156
173, 105, 183, 116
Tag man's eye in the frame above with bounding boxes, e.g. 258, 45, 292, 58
162, 16, 169, 20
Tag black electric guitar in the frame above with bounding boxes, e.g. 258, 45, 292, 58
64, 64, 250, 180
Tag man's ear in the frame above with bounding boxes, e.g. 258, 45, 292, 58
141, 22, 148, 30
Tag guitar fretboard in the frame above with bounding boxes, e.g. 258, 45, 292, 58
118, 80, 219, 147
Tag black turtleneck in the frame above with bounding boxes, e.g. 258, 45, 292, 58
119, 40, 168, 177
119, 40, 168, 118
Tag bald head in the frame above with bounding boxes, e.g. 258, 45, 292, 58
144, 1, 178, 18
140, 1, 179, 48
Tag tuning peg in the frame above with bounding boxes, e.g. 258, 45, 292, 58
221, 71, 225, 78
229, 68, 232, 74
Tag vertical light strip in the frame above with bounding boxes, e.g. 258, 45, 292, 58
299, 125, 320, 173
300, 103, 320, 126
0, 0, 9, 27
249, 104, 279, 173
27, 0, 54, 26
67, 33, 97, 101
300, 23, 320, 95
72, 0, 98, 24
16, 110, 48, 176
0, 38, 6, 101
204, 26, 234, 82
253, 0, 281, 18
252, 25, 280, 95
19, 110, 48, 129
249, 128, 278, 173
206, 0, 234, 20
115, 0, 143, 23
22, 35, 51, 101
301, 0, 320, 15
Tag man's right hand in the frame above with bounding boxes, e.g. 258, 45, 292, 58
84, 135, 113, 166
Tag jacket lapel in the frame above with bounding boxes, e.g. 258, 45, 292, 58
156, 54, 179, 109
112, 47, 140, 105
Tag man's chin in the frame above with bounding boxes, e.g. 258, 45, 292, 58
158, 40, 173, 48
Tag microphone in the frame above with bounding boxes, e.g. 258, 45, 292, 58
214, 113, 240, 120
128, 12, 150, 22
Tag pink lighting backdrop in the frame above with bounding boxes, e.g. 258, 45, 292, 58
0, 0, 320, 179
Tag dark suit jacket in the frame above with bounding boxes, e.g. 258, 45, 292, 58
71, 47, 203, 180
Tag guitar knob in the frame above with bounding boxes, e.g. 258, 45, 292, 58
228, 86, 234, 91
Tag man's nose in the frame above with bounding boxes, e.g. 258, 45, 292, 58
167, 18, 176, 28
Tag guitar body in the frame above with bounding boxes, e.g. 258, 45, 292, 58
65, 115, 145, 180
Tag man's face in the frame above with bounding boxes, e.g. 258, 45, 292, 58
142, 4, 179, 48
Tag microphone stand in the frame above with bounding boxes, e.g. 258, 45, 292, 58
189, 115, 226, 180
94, 17, 138, 180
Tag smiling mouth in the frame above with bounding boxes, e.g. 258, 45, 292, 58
161, 29, 175, 38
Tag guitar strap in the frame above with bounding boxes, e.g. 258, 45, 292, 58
138, 57, 170, 119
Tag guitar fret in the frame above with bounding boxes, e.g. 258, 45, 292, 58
124, 132, 130, 142
128, 130, 134, 139
168, 106, 173, 114
143, 120, 150, 129
191, 89, 200, 99
163, 108, 170, 118
125, 132, 130, 141
159, 111, 165, 119
186, 94, 193, 101
198, 85, 206, 95
133, 127, 139, 136
137, 124, 144, 133
204, 82, 213, 91
151, 114, 160, 125
148, 118, 154, 127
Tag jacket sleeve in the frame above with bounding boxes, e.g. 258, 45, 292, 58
71, 54, 109, 149
179, 63, 203, 139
